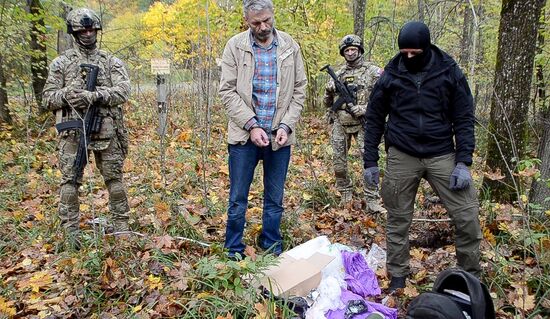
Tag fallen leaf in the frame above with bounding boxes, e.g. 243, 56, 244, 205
483, 168, 505, 181
403, 285, 419, 298
146, 274, 163, 290
0, 297, 16, 316
513, 293, 536, 312
155, 235, 174, 249
244, 245, 257, 261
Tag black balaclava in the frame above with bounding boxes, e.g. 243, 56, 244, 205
398, 21, 432, 73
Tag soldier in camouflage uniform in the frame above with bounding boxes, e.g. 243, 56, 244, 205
42, 8, 131, 247
323, 34, 383, 210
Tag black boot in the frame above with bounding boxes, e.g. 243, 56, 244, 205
388, 276, 406, 293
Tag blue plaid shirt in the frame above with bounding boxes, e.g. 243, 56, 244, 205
245, 33, 278, 133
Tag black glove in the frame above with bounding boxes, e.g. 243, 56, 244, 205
364, 166, 380, 187
449, 162, 472, 190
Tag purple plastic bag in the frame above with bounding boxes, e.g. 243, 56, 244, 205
342, 251, 381, 297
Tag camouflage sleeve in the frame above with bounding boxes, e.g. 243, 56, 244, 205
96, 56, 131, 107
367, 64, 383, 91
42, 56, 69, 111
358, 65, 383, 109
323, 79, 335, 109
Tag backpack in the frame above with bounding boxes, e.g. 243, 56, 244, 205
406, 268, 496, 319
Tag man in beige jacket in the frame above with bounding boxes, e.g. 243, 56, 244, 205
219, 0, 307, 258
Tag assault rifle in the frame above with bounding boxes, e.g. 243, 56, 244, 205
55, 64, 102, 185
320, 64, 366, 125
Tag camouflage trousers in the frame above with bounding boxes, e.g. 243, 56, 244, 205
381, 147, 481, 277
331, 121, 378, 201
57, 130, 129, 232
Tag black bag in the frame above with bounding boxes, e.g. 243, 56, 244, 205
406, 268, 496, 319
407, 292, 467, 318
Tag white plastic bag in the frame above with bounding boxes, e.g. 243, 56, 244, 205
365, 243, 386, 271
305, 276, 344, 319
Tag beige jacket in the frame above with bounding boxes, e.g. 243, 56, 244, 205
219, 29, 307, 150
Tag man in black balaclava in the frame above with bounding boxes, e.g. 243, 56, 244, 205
398, 21, 432, 73
362, 21, 482, 293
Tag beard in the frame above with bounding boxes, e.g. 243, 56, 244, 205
254, 29, 272, 42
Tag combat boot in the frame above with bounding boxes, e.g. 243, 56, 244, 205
340, 190, 352, 206
111, 219, 129, 233
388, 276, 406, 293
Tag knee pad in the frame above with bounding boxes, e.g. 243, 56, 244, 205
106, 180, 126, 202
60, 183, 78, 204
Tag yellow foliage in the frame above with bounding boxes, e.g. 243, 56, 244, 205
141, 0, 229, 62
483, 228, 496, 245
197, 292, 211, 299
0, 297, 16, 316
17, 271, 53, 293
147, 274, 163, 290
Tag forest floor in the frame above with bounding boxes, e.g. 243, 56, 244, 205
0, 96, 548, 318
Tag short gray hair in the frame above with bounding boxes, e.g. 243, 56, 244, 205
243, 0, 273, 15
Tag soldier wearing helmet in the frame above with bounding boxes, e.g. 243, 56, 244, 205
323, 34, 383, 211
65, 8, 102, 49
42, 8, 131, 250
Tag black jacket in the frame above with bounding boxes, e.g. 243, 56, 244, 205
363, 45, 475, 167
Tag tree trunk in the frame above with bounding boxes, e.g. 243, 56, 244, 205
28, 0, 47, 108
418, 0, 425, 22
459, 1, 473, 69
57, 2, 73, 54
530, 107, 550, 214
473, 1, 485, 110
353, 0, 367, 39
0, 53, 12, 124
529, 4, 549, 215
482, 0, 546, 203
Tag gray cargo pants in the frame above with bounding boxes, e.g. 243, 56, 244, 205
380, 147, 481, 277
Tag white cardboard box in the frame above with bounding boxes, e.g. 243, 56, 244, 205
259, 238, 335, 297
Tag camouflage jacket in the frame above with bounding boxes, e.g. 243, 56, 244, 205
323, 60, 382, 126
43, 47, 130, 124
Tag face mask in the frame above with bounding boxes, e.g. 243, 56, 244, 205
401, 49, 432, 73
76, 31, 97, 49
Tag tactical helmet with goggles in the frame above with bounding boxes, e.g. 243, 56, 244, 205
339, 34, 364, 56
66, 8, 102, 34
